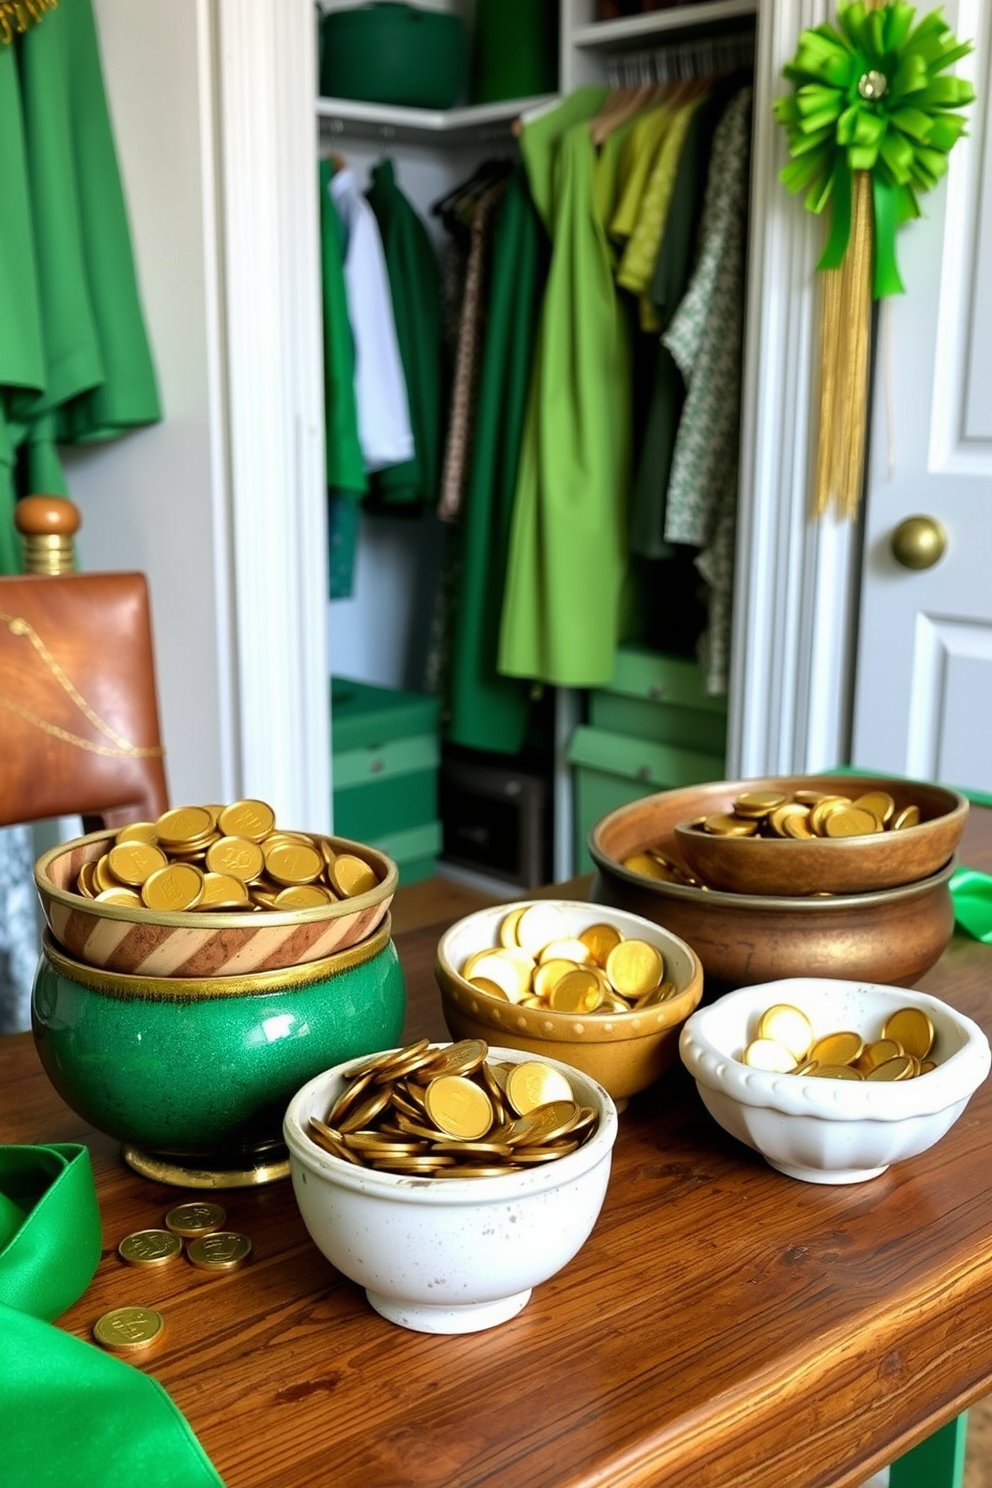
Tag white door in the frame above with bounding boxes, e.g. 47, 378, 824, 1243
850, 1, 992, 794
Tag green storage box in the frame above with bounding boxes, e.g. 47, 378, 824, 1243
567, 725, 725, 874
320, 3, 467, 108
368, 820, 443, 887
331, 677, 441, 865
470, 0, 558, 104
590, 647, 727, 753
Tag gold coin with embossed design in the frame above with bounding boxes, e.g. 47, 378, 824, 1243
93, 1305, 164, 1352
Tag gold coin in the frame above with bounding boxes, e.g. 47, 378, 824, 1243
782, 811, 815, 839
461, 951, 527, 1003
808, 796, 852, 834
881, 1007, 934, 1060
808, 1063, 863, 1080
766, 802, 809, 836
107, 840, 168, 887
273, 883, 330, 909
579, 922, 623, 966
165, 1201, 227, 1237
186, 1231, 252, 1271
809, 1030, 864, 1066
424, 1075, 493, 1140
702, 813, 759, 837
205, 835, 265, 883
734, 790, 789, 817
141, 862, 205, 912
76, 859, 98, 898
329, 853, 378, 898
532, 958, 579, 1001
498, 907, 526, 947
156, 805, 215, 847
856, 1037, 903, 1072
198, 871, 251, 909
506, 1098, 580, 1146
514, 903, 571, 957
93, 854, 117, 894
605, 939, 664, 998
118, 1229, 184, 1267
419, 1039, 489, 1080
756, 1004, 813, 1061
318, 837, 337, 873
852, 790, 895, 825
892, 805, 921, 830
919, 1058, 937, 1074
264, 839, 324, 886
865, 1055, 916, 1082
336, 1084, 392, 1133
217, 799, 276, 842
622, 852, 679, 881
505, 1061, 574, 1115
468, 975, 510, 1001
537, 937, 592, 965
741, 1037, 796, 1072
115, 821, 160, 846
824, 806, 882, 838
548, 968, 603, 1013
95, 886, 144, 908
93, 1305, 164, 1352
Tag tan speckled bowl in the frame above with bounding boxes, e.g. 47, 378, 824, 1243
35, 826, 397, 978
435, 900, 704, 1106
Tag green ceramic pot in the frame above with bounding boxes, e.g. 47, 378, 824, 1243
32, 919, 405, 1187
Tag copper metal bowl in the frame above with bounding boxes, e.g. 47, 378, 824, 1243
669, 775, 967, 897
588, 784, 958, 990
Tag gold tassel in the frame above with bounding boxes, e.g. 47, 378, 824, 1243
0, 0, 58, 45
812, 0, 883, 522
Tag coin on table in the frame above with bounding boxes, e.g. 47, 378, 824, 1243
93, 1305, 164, 1352
186, 1232, 252, 1272
165, 1201, 227, 1238
119, 1229, 184, 1267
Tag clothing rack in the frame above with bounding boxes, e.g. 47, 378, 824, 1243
605, 28, 755, 87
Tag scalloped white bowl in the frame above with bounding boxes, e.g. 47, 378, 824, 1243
679, 978, 990, 1184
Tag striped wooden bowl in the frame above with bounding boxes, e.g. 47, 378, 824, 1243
35, 827, 397, 978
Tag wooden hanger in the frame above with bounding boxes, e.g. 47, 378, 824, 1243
589, 83, 656, 148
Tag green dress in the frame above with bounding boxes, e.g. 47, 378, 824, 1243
365, 157, 443, 510
445, 167, 548, 754
498, 89, 633, 689
0, 0, 161, 573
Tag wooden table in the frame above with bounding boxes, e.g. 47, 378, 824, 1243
4, 814, 992, 1488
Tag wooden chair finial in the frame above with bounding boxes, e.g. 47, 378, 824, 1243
15, 495, 82, 575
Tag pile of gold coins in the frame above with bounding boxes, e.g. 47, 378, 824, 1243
457, 905, 678, 1014
72, 800, 381, 913
740, 1002, 937, 1081
94, 1202, 251, 1353
305, 1038, 599, 1178
687, 787, 921, 842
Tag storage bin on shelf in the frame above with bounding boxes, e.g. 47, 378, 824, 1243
331, 676, 441, 886
568, 648, 727, 873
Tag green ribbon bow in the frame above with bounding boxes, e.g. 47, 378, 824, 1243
773, 2, 974, 296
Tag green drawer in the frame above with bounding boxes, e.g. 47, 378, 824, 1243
331, 676, 440, 753
370, 820, 442, 887
590, 647, 727, 751
606, 647, 728, 713
567, 724, 724, 873
334, 763, 437, 843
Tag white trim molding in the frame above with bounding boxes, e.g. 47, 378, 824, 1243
214, 0, 331, 831
730, 0, 862, 778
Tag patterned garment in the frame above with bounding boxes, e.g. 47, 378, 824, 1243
663, 87, 752, 695
0, 824, 37, 1033
437, 176, 507, 524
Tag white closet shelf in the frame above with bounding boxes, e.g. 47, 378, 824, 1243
572, 0, 757, 49
316, 94, 559, 145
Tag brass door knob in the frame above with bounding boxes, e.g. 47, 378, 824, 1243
890, 515, 947, 571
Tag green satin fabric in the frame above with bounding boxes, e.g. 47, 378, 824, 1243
0, 1143, 225, 1488
950, 867, 992, 945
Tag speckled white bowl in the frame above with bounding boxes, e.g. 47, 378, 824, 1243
679, 978, 990, 1184
283, 1045, 618, 1334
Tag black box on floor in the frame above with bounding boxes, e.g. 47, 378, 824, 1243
439, 753, 551, 890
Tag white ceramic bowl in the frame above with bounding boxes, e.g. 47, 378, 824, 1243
679, 978, 990, 1185
283, 1045, 618, 1334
